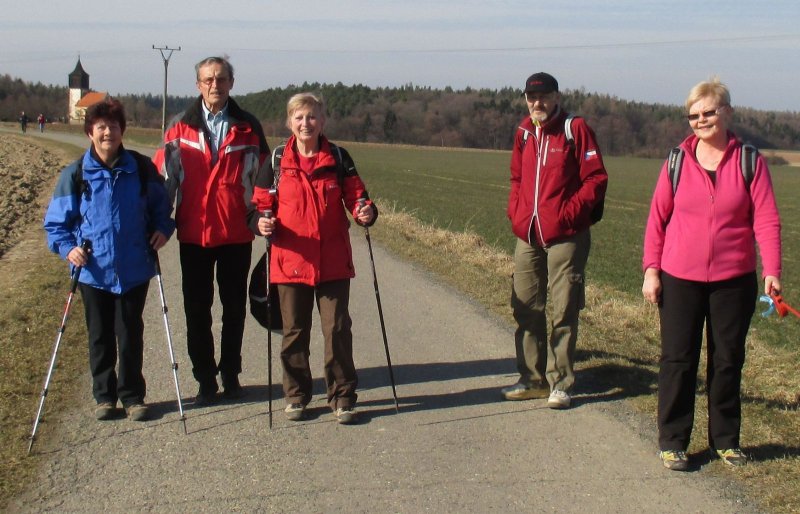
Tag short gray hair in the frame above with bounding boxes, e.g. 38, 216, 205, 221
195, 56, 234, 81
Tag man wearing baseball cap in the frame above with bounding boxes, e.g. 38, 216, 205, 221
502, 72, 608, 409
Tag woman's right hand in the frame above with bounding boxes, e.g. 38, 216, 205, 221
257, 216, 276, 237
642, 267, 662, 305
67, 246, 89, 267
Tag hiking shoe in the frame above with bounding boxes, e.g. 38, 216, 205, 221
716, 448, 748, 467
221, 374, 245, 400
125, 403, 149, 422
94, 402, 116, 421
501, 381, 550, 401
547, 389, 571, 409
659, 450, 689, 471
284, 403, 306, 421
335, 406, 357, 425
195, 381, 219, 406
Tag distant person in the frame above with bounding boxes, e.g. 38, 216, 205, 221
19, 111, 29, 133
502, 72, 608, 409
643, 77, 782, 471
253, 92, 377, 425
153, 56, 270, 405
38, 113, 46, 132
43, 98, 175, 422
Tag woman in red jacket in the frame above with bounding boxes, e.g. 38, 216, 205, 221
642, 77, 782, 471
253, 92, 376, 424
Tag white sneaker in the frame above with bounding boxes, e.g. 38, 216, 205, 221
547, 389, 571, 409
284, 403, 305, 421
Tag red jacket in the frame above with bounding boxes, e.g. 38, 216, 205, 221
508, 108, 607, 247
252, 135, 375, 286
153, 97, 270, 247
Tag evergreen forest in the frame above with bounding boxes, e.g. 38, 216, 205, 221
3, 74, 799, 158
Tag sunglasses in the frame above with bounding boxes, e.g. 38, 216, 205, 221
686, 107, 725, 122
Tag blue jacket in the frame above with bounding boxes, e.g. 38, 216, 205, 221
44, 147, 175, 294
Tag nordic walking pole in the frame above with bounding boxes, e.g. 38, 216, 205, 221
28, 240, 91, 454
262, 208, 274, 429
152, 251, 187, 434
358, 198, 399, 412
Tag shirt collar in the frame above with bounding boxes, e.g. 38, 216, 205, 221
202, 100, 228, 120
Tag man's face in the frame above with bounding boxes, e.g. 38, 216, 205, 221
196, 62, 233, 113
525, 91, 560, 123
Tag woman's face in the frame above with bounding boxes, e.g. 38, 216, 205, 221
688, 95, 731, 143
88, 118, 122, 159
289, 105, 324, 146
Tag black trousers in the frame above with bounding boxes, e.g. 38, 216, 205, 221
657, 271, 757, 451
80, 282, 149, 407
179, 242, 252, 384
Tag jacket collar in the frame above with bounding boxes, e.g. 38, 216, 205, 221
183, 95, 248, 129
281, 134, 337, 171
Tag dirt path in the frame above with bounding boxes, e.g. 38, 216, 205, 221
4, 128, 760, 513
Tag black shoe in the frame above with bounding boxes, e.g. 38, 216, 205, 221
221, 374, 245, 400
195, 380, 219, 406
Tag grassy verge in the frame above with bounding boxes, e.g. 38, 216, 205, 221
368, 201, 800, 514
0, 138, 87, 507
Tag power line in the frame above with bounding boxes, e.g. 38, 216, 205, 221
227, 33, 800, 54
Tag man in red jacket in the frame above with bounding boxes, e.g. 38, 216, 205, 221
153, 56, 270, 405
502, 72, 607, 409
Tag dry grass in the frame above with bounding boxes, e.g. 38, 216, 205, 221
369, 199, 800, 514
0, 137, 86, 507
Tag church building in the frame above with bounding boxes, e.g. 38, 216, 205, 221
68, 59, 107, 124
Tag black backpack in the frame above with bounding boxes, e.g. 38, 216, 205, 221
248, 252, 283, 331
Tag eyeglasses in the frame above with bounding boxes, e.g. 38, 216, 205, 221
525, 92, 555, 102
198, 76, 230, 86
686, 107, 725, 122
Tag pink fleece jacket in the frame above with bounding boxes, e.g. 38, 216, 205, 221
643, 133, 781, 282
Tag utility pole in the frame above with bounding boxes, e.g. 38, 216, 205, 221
152, 45, 181, 134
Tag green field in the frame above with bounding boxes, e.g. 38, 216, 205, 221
347, 143, 800, 351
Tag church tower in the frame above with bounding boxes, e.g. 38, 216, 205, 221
68, 58, 90, 124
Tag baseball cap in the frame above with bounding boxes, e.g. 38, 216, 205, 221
523, 72, 559, 95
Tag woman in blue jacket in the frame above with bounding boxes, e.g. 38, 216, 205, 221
44, 99, 175, 422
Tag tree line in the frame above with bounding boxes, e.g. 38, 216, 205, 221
3, 74, 799, 159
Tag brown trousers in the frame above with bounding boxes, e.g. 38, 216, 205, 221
277, 280, 357, 410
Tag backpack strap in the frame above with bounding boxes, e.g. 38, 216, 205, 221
130, 152, 151, 196
741, 143, 757, 188
271, 143, 286, 190
564, 114, 575, 147
667, 147, 684, 194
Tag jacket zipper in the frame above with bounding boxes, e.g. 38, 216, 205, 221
530, 126, 550, 247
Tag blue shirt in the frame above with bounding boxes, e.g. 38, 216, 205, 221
201, 101, 229, 165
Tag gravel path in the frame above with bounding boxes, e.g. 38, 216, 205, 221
7, 128, 760, 513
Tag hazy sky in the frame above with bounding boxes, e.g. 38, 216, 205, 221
2, 0, 798, 111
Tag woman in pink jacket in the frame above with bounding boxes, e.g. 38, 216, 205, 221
253, 92, 376, 425
642, 78, 782, 471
